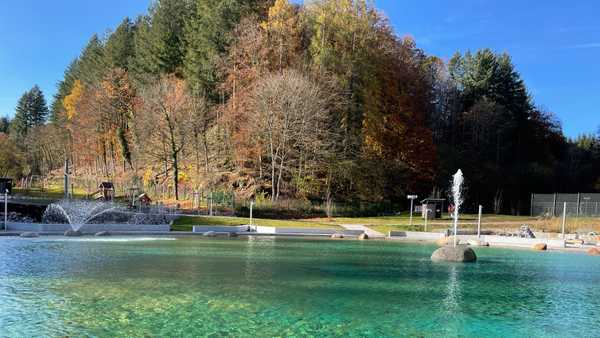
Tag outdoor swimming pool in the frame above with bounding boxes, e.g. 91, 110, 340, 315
1, 236, 599, 337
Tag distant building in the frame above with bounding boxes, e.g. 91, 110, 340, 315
0, 178, 13, 195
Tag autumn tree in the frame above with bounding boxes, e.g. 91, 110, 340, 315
261, 0, 302, 71
248, 69, 335, 200
0, 133, 26, 178
99, 69, 136, 169
51, 59, 80, 124
136, 75, 194, 200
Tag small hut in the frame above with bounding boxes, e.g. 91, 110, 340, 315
98, 182, 115, 201
420, 198, 446, 219
0, 178, 13, 195
137, 193, 152, 207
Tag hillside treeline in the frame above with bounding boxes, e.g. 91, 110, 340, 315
1, 0, 599, 214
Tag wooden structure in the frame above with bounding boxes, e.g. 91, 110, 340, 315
420, 198, 445, 219
137, 193, 152, 207
98, 182, 115, 201
0, 178, 13, 195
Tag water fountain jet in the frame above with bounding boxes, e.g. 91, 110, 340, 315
41, 199, 173, 235
431, 169, 477, 262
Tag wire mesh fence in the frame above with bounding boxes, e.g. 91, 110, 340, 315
531, 193, 600, 217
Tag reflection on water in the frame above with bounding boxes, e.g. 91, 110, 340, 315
1, 237, 600, 337
444, 264, 460, 315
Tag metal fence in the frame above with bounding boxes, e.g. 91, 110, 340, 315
531, 193, 600, 217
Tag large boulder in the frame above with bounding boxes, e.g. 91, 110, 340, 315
358, 233, 369, 240
587, 248, 600, 256
533, 243, 547, 251
436, 237, 459, 247
19, 232, 39, 238
431, 245, 477, 263
203, 231, 217, 237
64, 229, 83, 237
468, 239, 489, 247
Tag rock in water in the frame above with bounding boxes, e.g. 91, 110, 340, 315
20, 232, 39, 238
587, 248, 600, 256
436, 237, 459, 247
95, 231, 110, 237
533, 243, 547, 251
431, 245, 477, 262
64, 229, 83, 237
468, 239, 489, 247
358, 233, 369, 240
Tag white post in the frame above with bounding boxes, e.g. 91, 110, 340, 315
423, 206, 428, 232
562, 202, 567, 239
4, 189, 8, 231
409, 198, 414, 226
477, 205, 483, 238
249, 201, 254, 227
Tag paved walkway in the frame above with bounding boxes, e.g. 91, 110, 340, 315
340, 224, 385, 238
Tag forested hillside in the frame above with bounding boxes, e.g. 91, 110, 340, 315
1, 0, 599, 214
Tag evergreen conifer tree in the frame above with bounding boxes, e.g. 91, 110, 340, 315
10, 86, 49, 140
105, 17, 136, 70
0, 116, 10, 134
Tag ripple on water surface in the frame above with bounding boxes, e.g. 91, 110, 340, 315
0, 237, 599, 337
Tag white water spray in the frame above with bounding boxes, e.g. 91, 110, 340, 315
42, 200, 173, 232
451, 169, 464, 247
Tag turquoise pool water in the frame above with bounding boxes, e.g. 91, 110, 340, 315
1, 236, 599, 337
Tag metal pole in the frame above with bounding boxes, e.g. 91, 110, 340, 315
4, 189, 8, 231
423, 205, 428, 232
409, 198, 414, 226
249, 201, 254, 226
530, 194, 534, 216
552, 193, 557, 217
562, 202, 567, 239
477, 205, 483, 238
64, 159, 69, 199
209, 191, 213, 216
576, 193, 581, 218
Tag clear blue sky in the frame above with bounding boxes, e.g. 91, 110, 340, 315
1, 0, 599, 137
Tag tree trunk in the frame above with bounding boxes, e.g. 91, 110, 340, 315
173, 153, 179, 201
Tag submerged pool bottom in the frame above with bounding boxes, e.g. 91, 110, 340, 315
1, 236, 599, 337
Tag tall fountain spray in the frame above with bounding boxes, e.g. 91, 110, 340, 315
451, 169, 464, 247
431, 169, 476, 262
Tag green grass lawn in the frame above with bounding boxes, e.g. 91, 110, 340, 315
172, 213, 542, 233
171, 216, 339, 232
